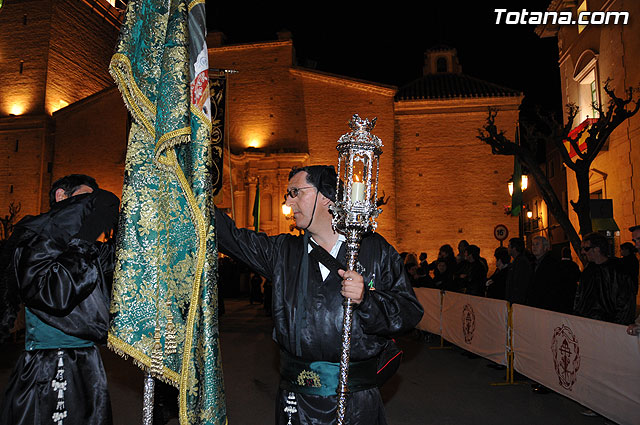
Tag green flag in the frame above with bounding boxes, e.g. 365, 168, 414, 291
511, 124, 522, 217
252, 179, 260, 232
108, 1, 226, 423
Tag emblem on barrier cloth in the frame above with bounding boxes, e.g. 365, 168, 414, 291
297, 370, 322, 388
462, 304, 476, 344
551, 325, 581, 390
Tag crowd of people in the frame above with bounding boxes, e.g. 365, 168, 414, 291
402, 232, 639, 325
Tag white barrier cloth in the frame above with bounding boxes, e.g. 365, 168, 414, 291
512, 305, 640, 425
441, 292, 508, 365
414, 288, 441, 335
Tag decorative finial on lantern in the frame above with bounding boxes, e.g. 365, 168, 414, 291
348, 114, 377, 133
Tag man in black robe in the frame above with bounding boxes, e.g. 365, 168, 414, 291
0, 174, 119, 425
215, 165, 423, 425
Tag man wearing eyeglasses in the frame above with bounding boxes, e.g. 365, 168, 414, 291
573, 232, 635, 325
215, 165, 423, 425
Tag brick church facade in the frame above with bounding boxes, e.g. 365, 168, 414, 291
1, 0, 522, 264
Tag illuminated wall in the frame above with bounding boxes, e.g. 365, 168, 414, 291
540, 0, 640, 246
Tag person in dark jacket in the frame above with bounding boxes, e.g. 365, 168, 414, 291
215, 165, 423, 425
574, 232, 635, 325
0, 174, 119, 425
486, 247, 510, 299
460, 245, 486, 296
620, 242, 638, 299
432, 260, 455, 291
527, 236, 565, 311
505, 238, 533, 304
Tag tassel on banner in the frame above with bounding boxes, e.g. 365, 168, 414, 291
151, 327, 164, 376
165, 301, 177, 355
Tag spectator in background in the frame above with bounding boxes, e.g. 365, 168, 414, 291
574, 232, 635, 325
505, 238, 533, 305
430, 244, 456, 279
626, 225, 640, 336
249, 273, 264, 305
460, 245, 486, 296
620, 242, 638, 294
486, 247, 510, 299
432, 260, 454, 291
527, 236, 563, 311
456, 240, 469, 266
418, 252, 429, 276
557, 247, 580, 315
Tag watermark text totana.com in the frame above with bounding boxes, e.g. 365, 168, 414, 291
494, 9, 629, 25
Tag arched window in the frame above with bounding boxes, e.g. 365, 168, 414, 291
436, 57, 448, 73
573, 50, 600, 122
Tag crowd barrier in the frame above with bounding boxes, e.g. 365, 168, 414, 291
413, 288, 640, 425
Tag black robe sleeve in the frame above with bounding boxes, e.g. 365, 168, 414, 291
9, 198, 115, 343
355, 236, 424, 337
14, 234, 100, 317
215, 208, 283, 280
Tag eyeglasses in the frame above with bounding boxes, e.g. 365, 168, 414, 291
284, 186, 315, 201
582, 245, 593, 252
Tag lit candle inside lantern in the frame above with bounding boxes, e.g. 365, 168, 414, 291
351, 181, 365, 202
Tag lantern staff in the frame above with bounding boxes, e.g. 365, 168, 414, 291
330, 114, 383, 424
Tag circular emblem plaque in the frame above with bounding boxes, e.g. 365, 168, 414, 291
551, 325, 581, 390
462, 304, 476, 344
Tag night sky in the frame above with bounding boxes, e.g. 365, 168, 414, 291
206, 1, 563, 116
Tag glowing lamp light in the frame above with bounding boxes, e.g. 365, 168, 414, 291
281, 204, 291, 216
508, 174, 529, 196
248, 139, 261, 148
9, 104, 24, 115
526, 211, 533, 219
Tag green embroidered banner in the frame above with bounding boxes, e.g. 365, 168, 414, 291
108, 0, 226, 423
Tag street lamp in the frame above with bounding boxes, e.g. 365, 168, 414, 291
508, 174, 528, 196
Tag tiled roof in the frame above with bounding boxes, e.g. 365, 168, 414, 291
395, 73, 522, 101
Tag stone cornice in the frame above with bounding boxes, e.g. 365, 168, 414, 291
394, 95, 523, 115
0, 114, 51, 132
209, 39, 294, 53
290, 68, 397, 97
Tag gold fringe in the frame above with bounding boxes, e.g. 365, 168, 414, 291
165, 149, 209, 425
107, 333, 180, 387
187, 0, 205, 11
154, 128, 191, 164
108, 53, 156, 138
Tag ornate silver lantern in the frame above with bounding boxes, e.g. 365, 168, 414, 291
330, 114, 383, 424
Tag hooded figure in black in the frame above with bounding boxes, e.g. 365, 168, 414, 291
0, 174, 119, 425
215, 165, 423, 425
